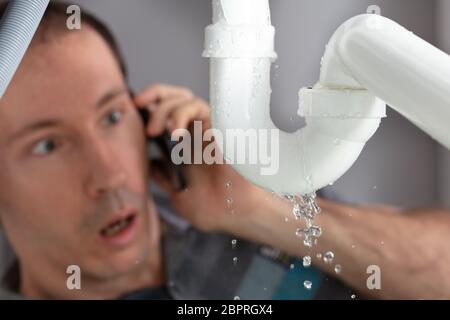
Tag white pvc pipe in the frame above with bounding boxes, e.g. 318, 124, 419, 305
203, 0, 450, 196
320, 14, 450, 149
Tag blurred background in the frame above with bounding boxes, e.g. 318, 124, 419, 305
71, 0, 449, 208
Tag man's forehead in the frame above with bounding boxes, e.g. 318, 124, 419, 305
0, 29, 127, 140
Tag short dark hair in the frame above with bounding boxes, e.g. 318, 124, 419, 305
0, 0, 128, 79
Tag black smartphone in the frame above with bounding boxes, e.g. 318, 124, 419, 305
136, 100, 187, 191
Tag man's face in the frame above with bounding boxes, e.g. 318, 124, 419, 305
0, 28, 151, 279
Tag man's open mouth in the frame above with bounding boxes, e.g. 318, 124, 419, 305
98, 209, 141, 248
100, 213, 136, 238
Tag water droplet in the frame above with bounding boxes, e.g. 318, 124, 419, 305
292, 204, 302, 220
233, 257, 238, 266
231, 239, 237, 249
274, 64, 279, 69
303, 256, 312, 268
303, 280, 312, 290
323, 251, 334, 264
290, 264, 295, 270
234, 296, 240, 300
309, 226, 322, 237
303, 238, 314, 248
329, 181, 334, 186
227, 197, 233, 207
334, 264, 342, 274
351, 294, 356, 299
284, 217, 289, 222
373, 185, 377, 189
296, 228, 307, 238
351, 244, 356, 249
380, 241, 384, 245
287, 193, 322, 248
226, 181, 232, 189
316, 253, 322, 259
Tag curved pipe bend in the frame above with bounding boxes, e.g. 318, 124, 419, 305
204, 0, 450, 195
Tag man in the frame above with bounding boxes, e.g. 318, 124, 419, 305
0, 2, 349, 300
0, 2, 449, 300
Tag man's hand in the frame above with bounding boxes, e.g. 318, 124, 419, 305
157, 159, 273, 233
133, 84, 210, 137
133, 85, 450, 299
134, 84, 273, 232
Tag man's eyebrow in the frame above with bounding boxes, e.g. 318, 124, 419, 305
7, 88, 129, 144
8, 119, 61, 145
96, 88, 129, 109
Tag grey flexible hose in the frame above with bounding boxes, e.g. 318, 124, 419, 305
0, 0, 49, 98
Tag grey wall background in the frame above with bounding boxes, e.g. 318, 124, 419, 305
437, 0, 450, 208
73, 0, 447, 208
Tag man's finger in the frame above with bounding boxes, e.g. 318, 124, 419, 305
168, 98, 210, 133
147, 96, 194, 136
134, 84, 193, 107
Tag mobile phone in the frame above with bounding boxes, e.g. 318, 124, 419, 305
137, 106, 187, 191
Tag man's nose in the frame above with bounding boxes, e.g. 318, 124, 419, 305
83, 140, 127, 199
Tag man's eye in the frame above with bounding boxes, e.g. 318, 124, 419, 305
32, 139, 57, 156
103, 110, 123, 126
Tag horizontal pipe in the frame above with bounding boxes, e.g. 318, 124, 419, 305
320, 14, 450, 150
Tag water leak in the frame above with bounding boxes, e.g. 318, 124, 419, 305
334, 264, 342, 274
285, 193, 322, 249
303, 280, 312, 290
303, 256, 312, 268
323, 251, 334, 264
285, 193, 323, 290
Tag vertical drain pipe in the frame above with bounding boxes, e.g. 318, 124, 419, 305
203, 0, 385, 195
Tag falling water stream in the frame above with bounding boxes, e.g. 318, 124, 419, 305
284, 193, 341, 291
226, 181, 341, 295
